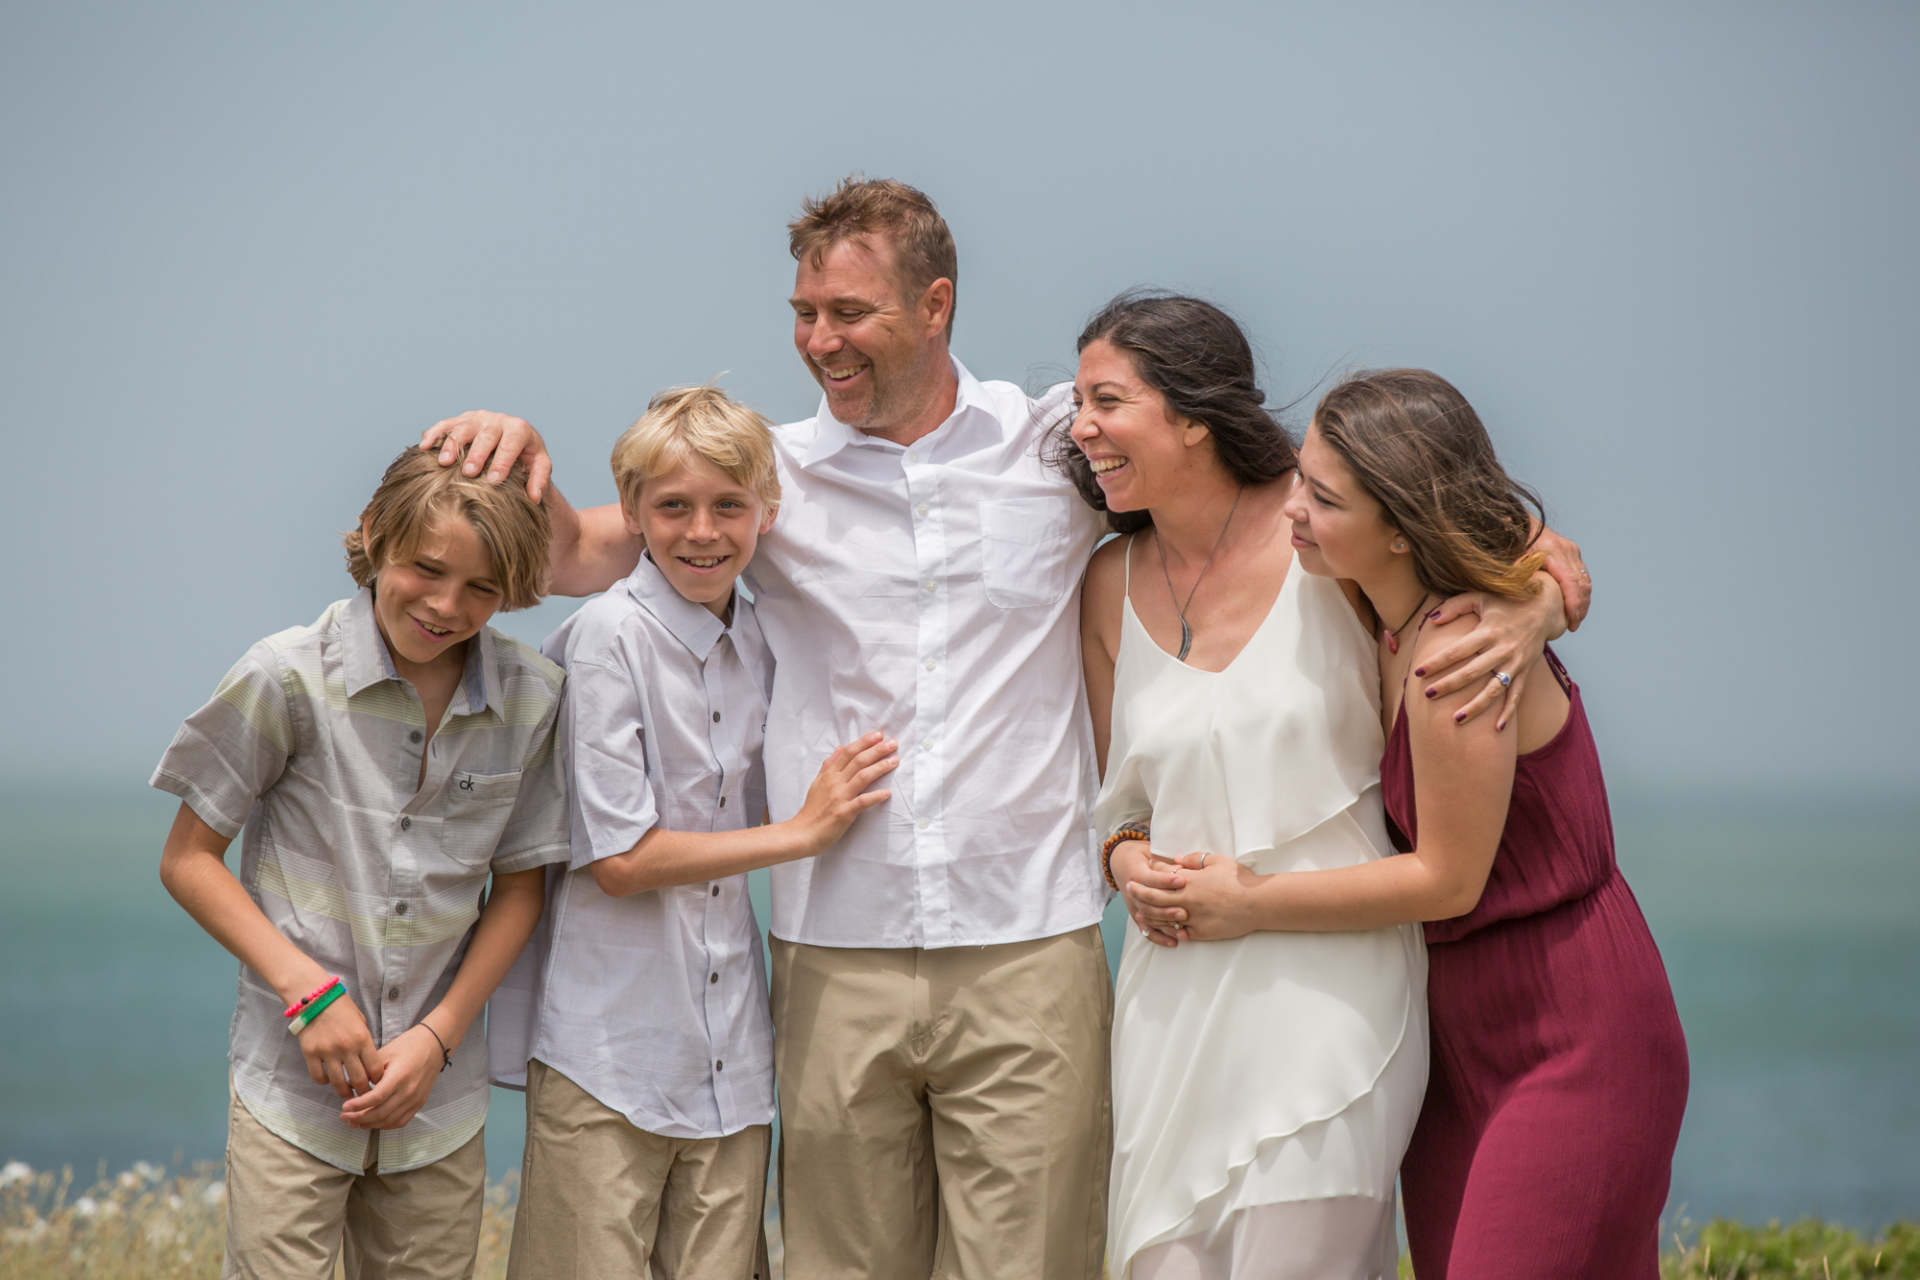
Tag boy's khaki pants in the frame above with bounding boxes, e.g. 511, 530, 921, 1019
506, 1058, 772, 1280
770, 924, 1114, 1280
222, 1092, 484, 1280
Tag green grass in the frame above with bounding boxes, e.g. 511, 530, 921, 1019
4, 1160, 1915, 1278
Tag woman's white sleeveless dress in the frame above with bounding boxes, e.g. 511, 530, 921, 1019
1097, 547, 1429, 1280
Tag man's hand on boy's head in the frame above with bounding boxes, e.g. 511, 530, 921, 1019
339, 1025, 446, 1130
294, 996, 382, 1103
422, 411, 552, 503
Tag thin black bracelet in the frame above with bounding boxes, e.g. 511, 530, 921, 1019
420, 1022, 453, 1073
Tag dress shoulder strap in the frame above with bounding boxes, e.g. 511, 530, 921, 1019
1123, 533, 1136, 595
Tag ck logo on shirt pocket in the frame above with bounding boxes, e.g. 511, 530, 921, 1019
978, 497, 1075, 609
441, 770, 523, 867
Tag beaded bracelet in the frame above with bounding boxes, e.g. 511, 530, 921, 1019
1101, 824, 1152, 891
287, 982, 347, 1036
284, 976, 344, 1020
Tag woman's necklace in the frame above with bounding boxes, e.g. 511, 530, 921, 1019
1155, 487, 1243, 663
1381, 593, 1433, 656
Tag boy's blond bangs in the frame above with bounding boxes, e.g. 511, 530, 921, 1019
343, 445, 552, 611
612, 385, 780, 516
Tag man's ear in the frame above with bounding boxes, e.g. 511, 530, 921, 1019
921, 277, 954, 337
758, 501, 778, 535
619, 500, 645, 541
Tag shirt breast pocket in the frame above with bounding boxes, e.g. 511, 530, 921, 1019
441, 770, 523, 869
979, 497, 1075, 609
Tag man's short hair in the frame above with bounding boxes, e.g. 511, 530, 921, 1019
611, 384, 781, 518
788, 176, 958, 332
344, 445, 551, 610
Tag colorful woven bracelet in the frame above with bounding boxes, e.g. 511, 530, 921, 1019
287, 983, 347, 1036
284, 976, 344, 1020
1101, 824, 1152, 891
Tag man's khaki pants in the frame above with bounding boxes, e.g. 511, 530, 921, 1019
222, 1091, 484, 1280
505, 1059, 772, 1280
771, 925, 1113, 1280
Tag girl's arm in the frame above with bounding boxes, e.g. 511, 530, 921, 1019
341, 865, 548, 1130
1128, 615, 1521, 937
159, 803, 384, 1101
589, 733, 899, 897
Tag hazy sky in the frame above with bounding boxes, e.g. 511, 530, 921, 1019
3, 1, 1915, 799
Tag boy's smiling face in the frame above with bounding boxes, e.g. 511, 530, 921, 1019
623, 454, 774, 619
366, 511, 504, 677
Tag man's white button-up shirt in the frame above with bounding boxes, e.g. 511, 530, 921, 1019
746, 358, 1110, 949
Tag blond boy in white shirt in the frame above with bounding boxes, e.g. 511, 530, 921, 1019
490, 385, 898, 1280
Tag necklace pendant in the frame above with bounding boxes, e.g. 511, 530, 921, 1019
1385, 630, 1399, 656
1176, 619, 1193, 662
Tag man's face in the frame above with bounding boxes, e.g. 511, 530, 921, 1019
790, 237, 947, 435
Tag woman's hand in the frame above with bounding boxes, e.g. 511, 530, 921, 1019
339, 1024, 447, 1130
793, 734, 899, 855
1112, 841, 1184, 947
1130, 853, 1267, 942
1413, 577, 1564, 731
294, 993, 383, 1103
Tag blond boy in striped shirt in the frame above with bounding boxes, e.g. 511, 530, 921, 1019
152, 445, 571, 1280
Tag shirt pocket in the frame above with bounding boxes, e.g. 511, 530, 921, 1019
978, 497, 1076, 609
441, 770, 524, 869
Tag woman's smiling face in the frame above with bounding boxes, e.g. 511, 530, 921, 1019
1069, 338, 1207, 512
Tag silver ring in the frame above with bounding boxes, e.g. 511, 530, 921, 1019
1198, 853, 1209, 868
1579, 568, 1590, 577
1493, 671, 1512, 688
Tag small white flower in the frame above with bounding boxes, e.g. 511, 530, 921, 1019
0, 1161, 31, 1188
133, 1160, 164, 1182
203, 1180, 227, 1205
73, 1195, 99, 1217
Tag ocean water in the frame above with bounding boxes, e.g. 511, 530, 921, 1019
1, 787, 1914, 1229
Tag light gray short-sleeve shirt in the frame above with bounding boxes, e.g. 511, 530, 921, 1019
487, 554, 776, 1140
151, 589, 570, 1173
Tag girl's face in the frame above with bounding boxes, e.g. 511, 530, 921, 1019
368, 512, 504, 674
1069, 338, 1212, 512
1282, 423, 1402, 581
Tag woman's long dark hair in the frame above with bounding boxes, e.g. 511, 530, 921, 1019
1046, 290, 1296, 533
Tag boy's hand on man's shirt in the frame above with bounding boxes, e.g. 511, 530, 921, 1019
339, 1024, 448, 1130
295, 996, 384, 1103
794, 734, 900, 855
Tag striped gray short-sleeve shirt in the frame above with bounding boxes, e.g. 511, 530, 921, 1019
151, 589, 570, 1173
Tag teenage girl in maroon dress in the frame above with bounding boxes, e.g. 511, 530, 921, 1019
1127, 368, 1688, 1277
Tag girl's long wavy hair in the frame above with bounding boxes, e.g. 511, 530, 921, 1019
1046, 290, 1296, 533
1312, 369, 1545, 600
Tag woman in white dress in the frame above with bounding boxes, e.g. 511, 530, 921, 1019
1062, 292, 1427, 1280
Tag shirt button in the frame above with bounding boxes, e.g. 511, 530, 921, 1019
408, 730, 422, 744
924, 659, 936, 671
715, 1060, 724, 1071
399, 817, 412, 831
917, 817, 931, 830
711, 884, 720, 897
394, 902, 408, 915
719, 796, 728, 809
709, 972, 719, 984
923, 579, 937, 592
712, 711, 721, 723
916, 503, 929, 517
921, 738, 934, 751
387, 988, 400, 1000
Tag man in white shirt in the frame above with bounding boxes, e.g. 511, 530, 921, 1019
427, 176, 1590, 1278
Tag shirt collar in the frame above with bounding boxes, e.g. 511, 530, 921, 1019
801, 355, 1001, 468
622, 551, 730, 661
341, 586, 503, 718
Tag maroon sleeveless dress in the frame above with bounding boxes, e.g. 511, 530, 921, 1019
1381, 649, 1688, 1279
